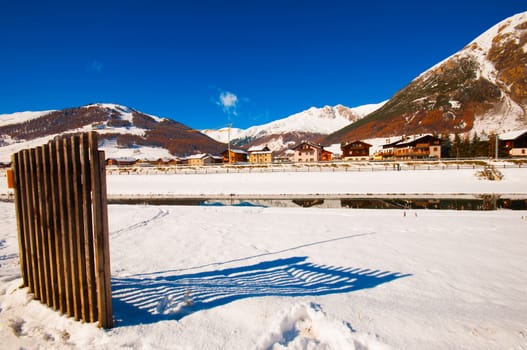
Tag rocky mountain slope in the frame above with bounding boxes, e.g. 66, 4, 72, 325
0, 104, 225, 162
323, 11, 527, 145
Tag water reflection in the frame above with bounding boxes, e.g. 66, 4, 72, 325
108, 196, 527, 210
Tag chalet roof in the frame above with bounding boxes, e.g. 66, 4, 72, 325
342, 140, 372, 148
382, 137, 405, 149
385, 134, 439, 148
499, 129, 527, 141
108, 157, 136, 162
292, 141, 324, 150
185, 153, 210, 160
248, 145, 271, 152
224, 149, 248, 155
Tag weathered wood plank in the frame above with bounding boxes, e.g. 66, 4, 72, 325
80, 133, 97, 322
90, 132, 113, 328
71, 135, 89, 322
64, 137, 81, 321
39, 145, 54, 306
35, 146, 49, 304
21, 150, 35, 293
42, 144, 58, 310
58, 138, 74, 316
98, 150, 113, 328
11, 153, 28, 287
49, 140, 64, 312
29, 148, 43, 300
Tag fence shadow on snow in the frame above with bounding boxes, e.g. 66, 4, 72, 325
111, 256, 410, 326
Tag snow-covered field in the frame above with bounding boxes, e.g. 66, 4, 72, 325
101, 167, 527, 197
1, 169, 527, 349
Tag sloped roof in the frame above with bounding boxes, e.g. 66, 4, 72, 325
342, 140, 372, 148
499, 129, 527, 141
186, 153, 210, 160
248, 145, 271, 152
225, 149, 248, 154
292, 141, 324, 150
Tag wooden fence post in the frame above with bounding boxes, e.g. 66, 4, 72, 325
11, 132, 113, 328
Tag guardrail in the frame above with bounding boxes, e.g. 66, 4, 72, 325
105, 160, 525, 175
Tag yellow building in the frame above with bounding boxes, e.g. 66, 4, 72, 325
248, 146, 273, 164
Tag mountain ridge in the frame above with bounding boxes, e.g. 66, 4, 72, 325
0, 103, 225, 162
202, 102, 386, 152
322, 11, 527, 145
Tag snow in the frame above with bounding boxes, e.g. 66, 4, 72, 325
99, 167, 526, 197
0, 110, 56, 127
410, 11, 527, 137
200, 127, 245, 144
0, 104, 176, 162
0, 132, 174, 163
1, 167, 527, 349
84, 103, 166, 123
202, 102, 387, 145
499, 128, 527, 141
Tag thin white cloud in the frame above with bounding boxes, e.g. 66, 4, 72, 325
217, 91, 238, 116
88, 60, 104, 73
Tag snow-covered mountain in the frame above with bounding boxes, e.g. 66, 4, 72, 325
203, 102, 385, 152
0, 103, 224, 162
324, 11, 527, 145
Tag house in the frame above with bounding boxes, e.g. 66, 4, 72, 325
185, 153, 222, 166
137, 158, 169, 167
248, 145, 273, 164
166, 158, 181, 166
378, 137, 404, 159
106, 157, 137, 166
500, 129, 527, 156
341, 141, 372, 160
380, 135, 441, 159
222, 149, 248, 163
292, 141, 333, 162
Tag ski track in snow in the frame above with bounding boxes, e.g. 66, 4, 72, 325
109, 207, 170, 239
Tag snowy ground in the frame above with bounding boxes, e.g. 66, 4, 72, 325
101, 167, 527, 197
1, 169, 527, 349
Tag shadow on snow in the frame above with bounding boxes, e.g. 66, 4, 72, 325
112, 256, 410, 327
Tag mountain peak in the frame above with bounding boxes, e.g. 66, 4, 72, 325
0, 104, 224, 162
203, 102, 386, 153
322, 11, 527, 145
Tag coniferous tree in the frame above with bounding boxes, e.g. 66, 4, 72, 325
471, 132, 487, 157
452, 134, 462, 159
461, 135, 471, 158
440, 134, 452, 158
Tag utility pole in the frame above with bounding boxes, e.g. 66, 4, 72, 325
495, 131, 499, 160
227, 123, 232, 163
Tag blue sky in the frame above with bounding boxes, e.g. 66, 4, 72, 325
1, 1, 525, 129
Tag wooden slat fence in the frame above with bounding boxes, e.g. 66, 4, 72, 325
10, 131, 113, 328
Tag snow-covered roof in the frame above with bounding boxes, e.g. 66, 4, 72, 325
108, 156, 137, 162
228, 149, 248, 155
292, 141, 324, 150
499, 129, 527, 141
185, 153, 211, 160
248, 145, 271, 153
